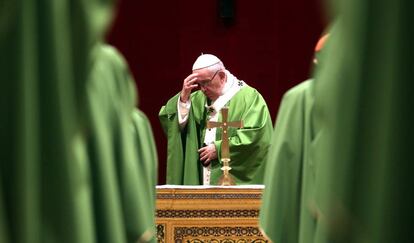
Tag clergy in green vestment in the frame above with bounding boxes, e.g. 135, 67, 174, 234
131, 108, 158, 238
259, 34, 329, 243
260, 79, 314, 243
86, 43, 157, 243
0, 0, 158, 242
0, 1, 114, 243
159, 54, 273, 185
310, 0, 414, 242
0, 183, 7, 243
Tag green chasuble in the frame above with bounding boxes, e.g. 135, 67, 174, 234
0, 182, 7, 243
159, 85, 273, 185
0, 1, 114, 243
131, 108, 158, 242
310, 0, 414, 242
86, 43, 156, 243
260, 80, 315, 243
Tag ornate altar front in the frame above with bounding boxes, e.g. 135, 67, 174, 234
155, 185, 269, 242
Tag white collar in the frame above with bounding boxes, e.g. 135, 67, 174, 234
221, 70, 235, 95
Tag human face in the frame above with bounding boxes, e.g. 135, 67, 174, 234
193, 69, 225, 101
197, 70, 219, 87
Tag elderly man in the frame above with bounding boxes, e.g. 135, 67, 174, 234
159, 54, 273, 185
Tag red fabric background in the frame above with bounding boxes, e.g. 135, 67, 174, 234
107, 0, 325, 184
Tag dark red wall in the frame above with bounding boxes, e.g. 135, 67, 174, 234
107, 0, 325, 184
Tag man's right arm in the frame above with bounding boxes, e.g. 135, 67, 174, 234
177, 97, 191, 128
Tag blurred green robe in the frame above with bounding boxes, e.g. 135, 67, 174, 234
260, 80, 315, 243
86, 44, 157, 243
307, 0, 414, 242
0, 1, 114, 243
131, 108, 158, 239
159, 86, 273, 185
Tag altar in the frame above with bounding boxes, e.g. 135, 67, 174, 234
155, 185, 269, 242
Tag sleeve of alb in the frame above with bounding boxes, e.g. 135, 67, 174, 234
177, 97, 191, 129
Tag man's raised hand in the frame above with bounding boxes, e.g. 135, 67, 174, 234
180, 73, 199, 102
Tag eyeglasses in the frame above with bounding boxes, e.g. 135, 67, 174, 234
198, 70, 220, 87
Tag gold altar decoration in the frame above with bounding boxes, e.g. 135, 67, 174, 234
155, 186, 269, 242
207, 107, 243, 186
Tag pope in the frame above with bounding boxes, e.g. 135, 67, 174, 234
159, 54, 273, 185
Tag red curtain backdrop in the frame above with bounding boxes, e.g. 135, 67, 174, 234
107, 0, 326, 184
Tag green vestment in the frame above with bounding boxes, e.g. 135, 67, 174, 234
85, 43, 156, 243
260, 80, 315, 243
310, 1, 414, 242
131, 108, 158, 242
0, 1, 114, 243
159, 85, 273, 185
0, 182, 7, 243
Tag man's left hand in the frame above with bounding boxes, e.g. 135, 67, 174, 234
198, 144, 217, 166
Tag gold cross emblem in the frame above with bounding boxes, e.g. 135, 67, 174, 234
207, 107, 243, 185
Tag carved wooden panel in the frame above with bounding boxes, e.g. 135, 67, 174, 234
155, 186, 269, 243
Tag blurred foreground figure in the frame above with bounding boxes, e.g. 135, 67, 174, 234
259, 34, 328, 243
261, 0, 414, 242
310, 0, 414, 242
0, 1, 157, 242
86, 43, 158, 243
262, 0, 413, 240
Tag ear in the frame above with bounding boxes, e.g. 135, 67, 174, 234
219, 71, 226, 80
